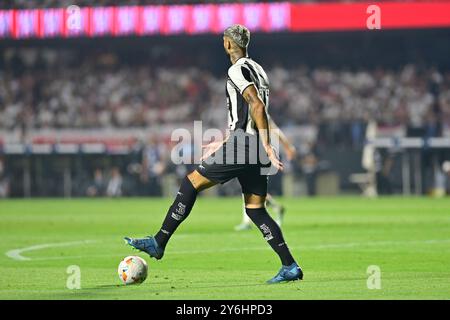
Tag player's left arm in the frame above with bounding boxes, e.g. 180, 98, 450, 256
243, 85, 283, 171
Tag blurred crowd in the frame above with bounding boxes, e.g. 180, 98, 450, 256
1, 45, 449, 197
1, 49, 449, 143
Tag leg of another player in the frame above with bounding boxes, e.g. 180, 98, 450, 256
265, 193, 286, 227
244, 193, 303, 283
235, 194, 252, 231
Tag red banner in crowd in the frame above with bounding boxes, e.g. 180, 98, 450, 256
290, 2, 450, 31
0, 2, 449, 39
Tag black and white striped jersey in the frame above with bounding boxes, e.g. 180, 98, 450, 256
226, 56, 269, 135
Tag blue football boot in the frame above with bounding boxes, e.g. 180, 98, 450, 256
267, 262, 303, 284
123, 235, 164, 260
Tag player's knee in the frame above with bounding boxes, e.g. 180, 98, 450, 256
187, 170, 215, 192
243, 193, 266, 209
186, 171, 200, 189
245, 203, 265, 209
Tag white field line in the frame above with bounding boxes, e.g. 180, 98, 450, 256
5, 240, 98, 261
5, 238, 450, 261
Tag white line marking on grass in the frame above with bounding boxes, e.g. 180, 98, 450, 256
5, 240, 97, 261
16, 238, 450, 261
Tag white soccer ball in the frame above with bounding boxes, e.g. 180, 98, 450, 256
118, 256, 148, 285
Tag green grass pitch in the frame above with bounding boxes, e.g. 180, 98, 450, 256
0, 197, 449, 300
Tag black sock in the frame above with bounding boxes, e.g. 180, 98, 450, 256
246, 207, 296, 266
155, 176, 198, 249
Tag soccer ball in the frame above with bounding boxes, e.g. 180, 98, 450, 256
118, 256, 148, 285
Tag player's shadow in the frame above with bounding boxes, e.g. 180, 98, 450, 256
53, 280, 298, 299
52, 284, 125, 299
91, 284, 123, 289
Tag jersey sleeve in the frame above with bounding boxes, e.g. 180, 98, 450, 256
228, 64, 254, 95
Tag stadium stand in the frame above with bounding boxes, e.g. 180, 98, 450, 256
1, 49, 448, 135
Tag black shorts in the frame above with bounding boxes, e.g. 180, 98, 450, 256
196, 131, 272, 196
197, 161, 269, 196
